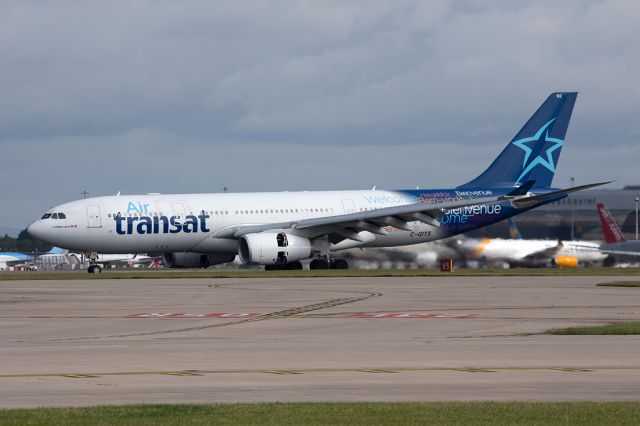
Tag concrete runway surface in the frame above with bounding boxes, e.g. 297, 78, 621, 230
1, 275, 640, 407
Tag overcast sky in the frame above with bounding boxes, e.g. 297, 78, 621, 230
1, 0, 639, 229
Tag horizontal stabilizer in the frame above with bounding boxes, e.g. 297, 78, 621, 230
506, 180, 536, 196
504, 181, 612, 208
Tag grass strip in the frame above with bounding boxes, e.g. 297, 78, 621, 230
2, 267, 640, 280
548, 322, 640, 335
1, 402, 640, 426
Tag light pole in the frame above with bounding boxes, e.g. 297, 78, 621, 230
635, 197, 639, 240
570, 177, 575, 240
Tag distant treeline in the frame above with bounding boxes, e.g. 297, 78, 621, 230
0, 230, 52, 253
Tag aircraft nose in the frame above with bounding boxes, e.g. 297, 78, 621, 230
27, 221, 43, 240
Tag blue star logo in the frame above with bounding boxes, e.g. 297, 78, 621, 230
512, 118, 564, 184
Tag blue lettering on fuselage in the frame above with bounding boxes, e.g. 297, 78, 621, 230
440, 204, 502, 226
127, 201, 150, 214
114, 213, 210, 235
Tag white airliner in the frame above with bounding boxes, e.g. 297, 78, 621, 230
27, 93, 608, 272
0, 252, 32, 271
595, 202, 640, 260
452, 236, 605, 268
0, 247, 65, 271
67, 252, 157, 268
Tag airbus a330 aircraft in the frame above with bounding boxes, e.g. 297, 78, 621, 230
28, 92, 608, 272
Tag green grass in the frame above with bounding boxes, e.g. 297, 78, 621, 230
597, 281, 640, 287
2, 266, 640, 280
548, 322, 640, 335
1, 402, 640, 425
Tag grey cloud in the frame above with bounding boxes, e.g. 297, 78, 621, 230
1, 0, 639, 228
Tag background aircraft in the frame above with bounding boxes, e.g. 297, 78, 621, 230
0, 252, 33, 271
67, 253, 157, 268
0, 247, 66, 271
449, 219, 604, 268
596, 202, 640, 259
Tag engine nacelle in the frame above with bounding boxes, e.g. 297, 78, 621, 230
163, 252, 236, 268
553, 255, 579, 268
238, 232, 312, 265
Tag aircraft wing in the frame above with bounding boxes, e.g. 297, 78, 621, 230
226, 181, 610, 243
520, 241, 564, 261
231, 195, 496, 241
599, 248, 640, 257
0, 253, 33, 267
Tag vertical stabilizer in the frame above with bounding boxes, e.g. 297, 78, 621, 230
458, 92, 577, 189
596, 202, 626, 244
507, 219, 523, 240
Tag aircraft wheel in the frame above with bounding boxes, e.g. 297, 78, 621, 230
309, 259, 329, 270
286, 261, 303, 270
88, 264, 102, 274
332, 259, 348, 269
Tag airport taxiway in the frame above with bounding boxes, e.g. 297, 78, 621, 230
1, 275, 640, 407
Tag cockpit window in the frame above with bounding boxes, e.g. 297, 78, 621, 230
51, 213, 59, 219
58, 213, 66, 219
41, 213, 52, 219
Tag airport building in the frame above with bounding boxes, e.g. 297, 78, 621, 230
469, 185, 640, 241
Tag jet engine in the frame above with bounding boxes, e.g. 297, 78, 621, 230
238, 232, 312, 265
163, 252, 236, 268
553, 255, 579, 268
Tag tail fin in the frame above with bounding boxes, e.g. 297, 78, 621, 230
46, 247, 68, 255
596, 202, 627, 244
458, 92, 577, 189
507, 219, 523, 240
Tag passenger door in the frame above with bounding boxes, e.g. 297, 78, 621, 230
341, 199, 356, 214
87, 205, 102, 228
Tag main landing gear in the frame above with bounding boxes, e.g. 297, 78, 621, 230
309, 258, 348, 270
263, 258, 349, 271
265, 261, 303, 271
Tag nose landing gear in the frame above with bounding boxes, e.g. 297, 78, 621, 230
86, 252, 102, 274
